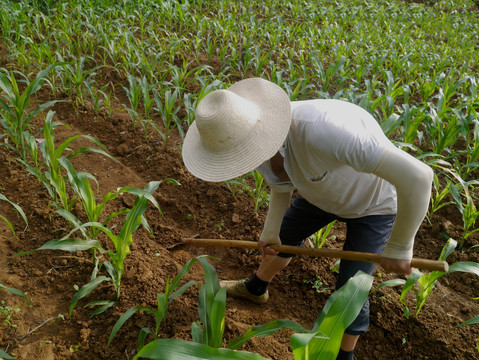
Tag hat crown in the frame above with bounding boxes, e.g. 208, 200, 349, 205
195, 89, 260, 152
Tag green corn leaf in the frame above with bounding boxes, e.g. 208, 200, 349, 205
103, 208, 129, 225
0, 215, 16, 236
0, 284, 29, 305
38, 238, 99, 252
209, 287, 227, 348
371, 278, 406, 293
137, 327, 151, 353
439, 238, 457, 261
448, 262, 479, 276
87, 300, 116, 317
228, 320, 310, 350
68, 144, 117, 163
169, 256, 210, 290
108, 305, 152, 346
0, 349, 16, 359
169, 280, 196, 302
0, 193, 28, 228
69, 276, 110, 316
103, 261, 119, 286
192, 321, 203, 344
133, 339, 268, 360
399, 269, 423, 303
294, 272, 374, 359
55, 209, 82, 228
455, 315, 479, 328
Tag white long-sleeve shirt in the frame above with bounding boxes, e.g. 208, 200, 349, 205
257, 99, 433, 260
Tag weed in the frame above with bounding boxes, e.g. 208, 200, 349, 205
0, 300, 21, 328
303, 276, 330, 294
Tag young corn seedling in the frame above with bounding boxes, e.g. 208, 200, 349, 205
0, 193, 28, 237
248, 170, 270, 213
56, 55, 102, 108
0, 65, 57, 160
140, 76, 155, 123
375, 238, 479, 319
169, 60, 212, 99
36, 179, 179, 316
151, 88, 181, 148
132, 256, 267, 360
227, 271, 374, 360
122, 74, 142, 128
191, 256, 226, 349
448, 176, 479, 248
425, 107, 462, 157
37, 111, 114, 211
0, 284, 29, 306
57, 156, 128, 278
308, 221, 337, 249
223, 170, 269, 213
426, 159, 479, 249
427, 172, 454, 224
108, 255, 214, 351
454, 119, 479, 180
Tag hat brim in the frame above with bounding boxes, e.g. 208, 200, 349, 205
182, 78, 291, 182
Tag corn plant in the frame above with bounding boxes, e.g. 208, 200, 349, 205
56, 55, 102, 107
122, 74, 143, 128
34, 111, 114, 211
131, 256, 268, 360
376, 238, 479, 319
308, 221, 337, 249
224, 170, 270, 213
0, 193, 28, 237
226, 272, 373, 360
35, 179, 179, 316
191, 256, 226, 349
426, 158, 479, 248
0, 65, 57, 160
151, 88, 181, 149
448, 177, 479, 248
108, 255, 218, 351
454, 119, 479, 179
169, 60, 212, 99
427, 172, 454, 223
57, 156, 129, 278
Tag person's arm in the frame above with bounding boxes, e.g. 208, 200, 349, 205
258, 187, 292, 257
373, 146, 433, 273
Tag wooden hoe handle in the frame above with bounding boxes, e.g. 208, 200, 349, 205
182, 238, 449, 273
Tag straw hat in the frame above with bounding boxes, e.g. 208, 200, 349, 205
182, 78, 291, 182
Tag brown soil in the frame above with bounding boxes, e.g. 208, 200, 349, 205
1, 83, 479, 360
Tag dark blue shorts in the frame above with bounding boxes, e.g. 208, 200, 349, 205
279, 195, 396, 335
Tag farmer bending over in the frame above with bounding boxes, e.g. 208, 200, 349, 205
181, 78, 433, 360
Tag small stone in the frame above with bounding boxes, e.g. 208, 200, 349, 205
116, 143, 129, 156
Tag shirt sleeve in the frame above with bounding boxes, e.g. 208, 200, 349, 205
373, 147, 433, 259
259, 187, 293, 245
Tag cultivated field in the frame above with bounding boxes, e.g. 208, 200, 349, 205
0, 0, 478, 359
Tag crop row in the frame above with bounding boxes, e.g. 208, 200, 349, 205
0, 0, 478, 358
